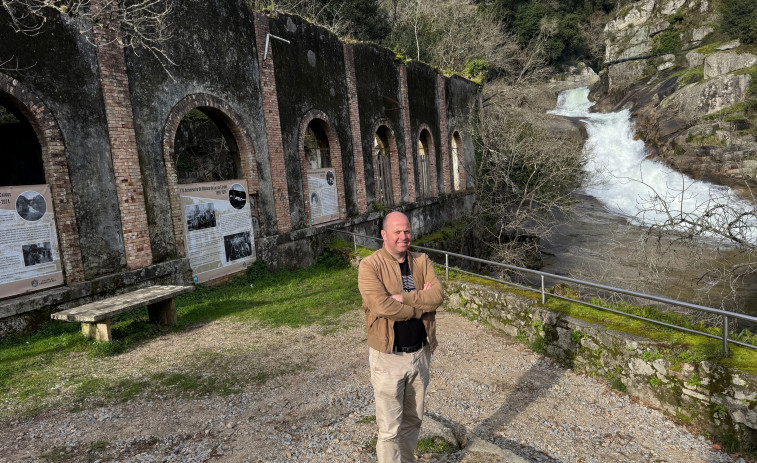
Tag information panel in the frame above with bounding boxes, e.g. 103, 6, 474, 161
307, 168, 339, 225
0, 185, 64, 298
179, 180, 256, 283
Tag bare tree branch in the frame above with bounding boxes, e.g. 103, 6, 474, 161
466, 83, 587, 268
2, 0, 175, 72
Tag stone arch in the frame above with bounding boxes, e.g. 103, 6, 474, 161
297, 110, 345, 226
0, 73, 84, 284
416, 123, 437, 199
450, 129, 466, 192
369, 119, 402, 207
162, 93, 259, 255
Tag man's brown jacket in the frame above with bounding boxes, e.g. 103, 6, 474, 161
358, 247, 444, 353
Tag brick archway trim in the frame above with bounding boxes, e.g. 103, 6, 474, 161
298, 109, 346, 226
162, 93, 259, 256
417, 123, 438, 198
0, 73, 84, 284
370, 120, 402, 207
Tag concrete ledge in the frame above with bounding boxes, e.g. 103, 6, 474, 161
0, 258, 192, 320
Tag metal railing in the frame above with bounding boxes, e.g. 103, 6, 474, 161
328, 228, 757, 354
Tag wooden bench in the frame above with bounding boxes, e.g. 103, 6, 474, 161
51, 285, 194, 342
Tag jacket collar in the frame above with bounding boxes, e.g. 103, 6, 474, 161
378, 246, 412, 264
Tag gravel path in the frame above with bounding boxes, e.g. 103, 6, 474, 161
0, 309, 742, 463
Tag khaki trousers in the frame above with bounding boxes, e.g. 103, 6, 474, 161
369, 345, 432, 463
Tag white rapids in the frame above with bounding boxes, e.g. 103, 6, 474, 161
548, 87, 756, 244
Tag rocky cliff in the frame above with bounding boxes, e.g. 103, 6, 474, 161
590, 0, 757, 189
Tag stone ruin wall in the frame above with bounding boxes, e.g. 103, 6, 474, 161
445, 281, 757, 450
0, 0, 479, 335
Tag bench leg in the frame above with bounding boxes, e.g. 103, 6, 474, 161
148, 298, 176, 326
82, 320, 112, 342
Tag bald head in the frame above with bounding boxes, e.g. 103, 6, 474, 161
382, 211, 409, 232
381, 212, 411, 261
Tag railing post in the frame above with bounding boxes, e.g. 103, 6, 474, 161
541, 275, 545, 304
723, 316, 729, 355
445, 253, 449, 281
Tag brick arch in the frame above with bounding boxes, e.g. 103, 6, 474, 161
369, 119, 402, 207
450, 129, 466, 192
297, 109, 346, 226
417, 123, 438, 198
162, 93, 259, 255
0, 73, 84, 284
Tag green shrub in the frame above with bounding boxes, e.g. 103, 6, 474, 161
652, 29, 683, 54
720, 0, 757, 44
513, 1, 547, 44
642, 64, 658, 77
668, 10, 685, 24
463, 59, 488, 83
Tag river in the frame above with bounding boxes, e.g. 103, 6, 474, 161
540, 87, 757, 314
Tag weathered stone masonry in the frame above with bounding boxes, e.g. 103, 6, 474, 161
0, 1, 479, 333
445, 281, 757, 449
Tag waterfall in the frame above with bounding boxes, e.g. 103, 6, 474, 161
549, 87, 756, 244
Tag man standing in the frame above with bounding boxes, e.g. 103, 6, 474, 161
358, 211, 444, 463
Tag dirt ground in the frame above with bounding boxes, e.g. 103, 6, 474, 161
0, 309, 741, 463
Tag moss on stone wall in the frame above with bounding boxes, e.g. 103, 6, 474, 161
444, 280, 757, 452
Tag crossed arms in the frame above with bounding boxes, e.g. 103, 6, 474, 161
358, 253, 444, 321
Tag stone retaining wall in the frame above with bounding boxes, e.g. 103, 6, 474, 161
444, 281, 757, 449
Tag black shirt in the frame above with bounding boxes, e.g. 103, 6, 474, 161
393, 258, 427, 348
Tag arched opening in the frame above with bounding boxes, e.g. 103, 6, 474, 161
0, 99, 44, 186
373, 126, 394, 207
299, 115, 344, 226
173, 108, 241, 184
304, 121, 332, 169
0, 88, 78, 297
417, 129, 433, 199
451, 131, 463, 191
163, 97, 259, 284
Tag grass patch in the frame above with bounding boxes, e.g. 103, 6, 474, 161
39, 446, 69, 462
416, 437, 456, 454
413, 218, 470, 248
541, 296, 757, 375
365, 436, 378, 454
696, 42, 728, 55
610, 376, 628, 393
676, 66, 704, 87
87, 439, 109, 451
703, 102, 749, 121
175, 252, 361, 329
0, 250, 362, 418
357, 414, 376, 424
685, 132, 728, 145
